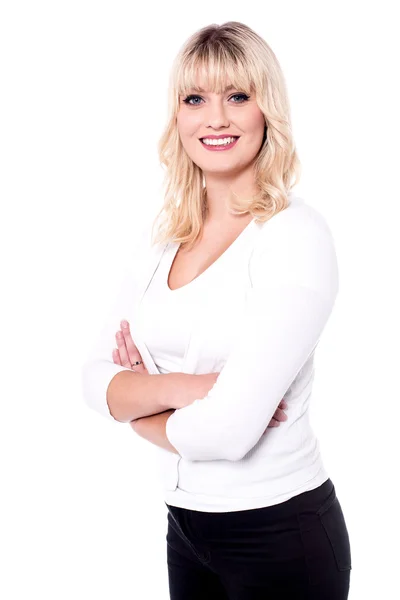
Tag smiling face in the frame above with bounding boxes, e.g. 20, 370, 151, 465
177, 78, 266, 177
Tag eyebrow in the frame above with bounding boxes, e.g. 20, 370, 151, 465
189, 85, 237, 93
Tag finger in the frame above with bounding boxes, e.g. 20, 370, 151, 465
265, 418, 280, 431
112, 348, 122, 365
115, 330, 132, 367
279, 399, 288, 409
120, 320, 147, 373
273, 407, 288, 422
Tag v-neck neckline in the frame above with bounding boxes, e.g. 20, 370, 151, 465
165, 217, 257, 292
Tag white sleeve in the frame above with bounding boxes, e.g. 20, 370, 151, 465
165, 207, 339, 461
80, 220, 154, 422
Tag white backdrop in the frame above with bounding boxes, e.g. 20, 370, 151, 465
1, 1, 399, 599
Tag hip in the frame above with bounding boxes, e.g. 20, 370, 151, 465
165, 477, 352, 588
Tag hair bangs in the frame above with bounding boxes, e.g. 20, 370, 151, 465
177, 48, 254, 98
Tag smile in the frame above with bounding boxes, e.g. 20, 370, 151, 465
199, 136, 240, 151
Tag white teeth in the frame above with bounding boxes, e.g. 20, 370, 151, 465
201, 137, 237, 146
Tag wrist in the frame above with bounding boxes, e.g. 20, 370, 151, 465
167, 372, 218, 410
161, 372, 200, 410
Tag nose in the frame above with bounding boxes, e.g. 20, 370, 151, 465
204, 99, 230, 130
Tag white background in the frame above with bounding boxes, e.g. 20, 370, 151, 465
1, 1, 399, 598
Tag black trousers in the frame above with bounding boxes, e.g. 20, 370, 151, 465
165, 478, 351, 599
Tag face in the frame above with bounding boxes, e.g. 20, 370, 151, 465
177, 80, 266, 177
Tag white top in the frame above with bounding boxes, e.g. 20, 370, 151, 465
81, 192, 339, 512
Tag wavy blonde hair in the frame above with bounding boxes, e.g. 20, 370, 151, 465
150, 21, 302, 251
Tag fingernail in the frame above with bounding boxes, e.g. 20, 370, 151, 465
121, 320, 128, 328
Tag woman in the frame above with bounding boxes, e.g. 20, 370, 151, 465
82, 21, 352, 600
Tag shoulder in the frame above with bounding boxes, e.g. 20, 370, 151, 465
132, 215, 168, 258
120, 216, 165, 284
250, 192, 339, 303
256, 192, 335, 246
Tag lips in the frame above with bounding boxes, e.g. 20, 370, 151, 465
199, 136, 240, 151
200, 136, 240, 141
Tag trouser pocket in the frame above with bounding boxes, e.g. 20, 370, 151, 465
316, 489, 352, 572
297, 485, 352, 586
166, 506, 210, 564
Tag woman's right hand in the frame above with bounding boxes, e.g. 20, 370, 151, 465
112, 319, 148, 374
111, 327, 288, 430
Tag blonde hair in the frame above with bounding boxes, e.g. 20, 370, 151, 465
150, 21, 302, 251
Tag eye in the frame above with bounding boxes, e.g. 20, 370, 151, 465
182, 93, 250, 106
230, 93, 250, 103
183, 95, 203, 106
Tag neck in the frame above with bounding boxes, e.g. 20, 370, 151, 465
202, 167, 259, 222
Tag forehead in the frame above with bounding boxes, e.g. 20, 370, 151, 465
178, 62, 253, 95
188, 83, 237, 93
179, 77, 252, 96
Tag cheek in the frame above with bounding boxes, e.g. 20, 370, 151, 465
240, 108, 265, 135
177, 112, 201, 137
251, 113, 266, 134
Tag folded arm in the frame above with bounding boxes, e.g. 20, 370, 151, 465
80, 219, 160, 422
165, 208, 339, 462
131, 409, 180, 455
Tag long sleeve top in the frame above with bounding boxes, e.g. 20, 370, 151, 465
81, 191, 339, 512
